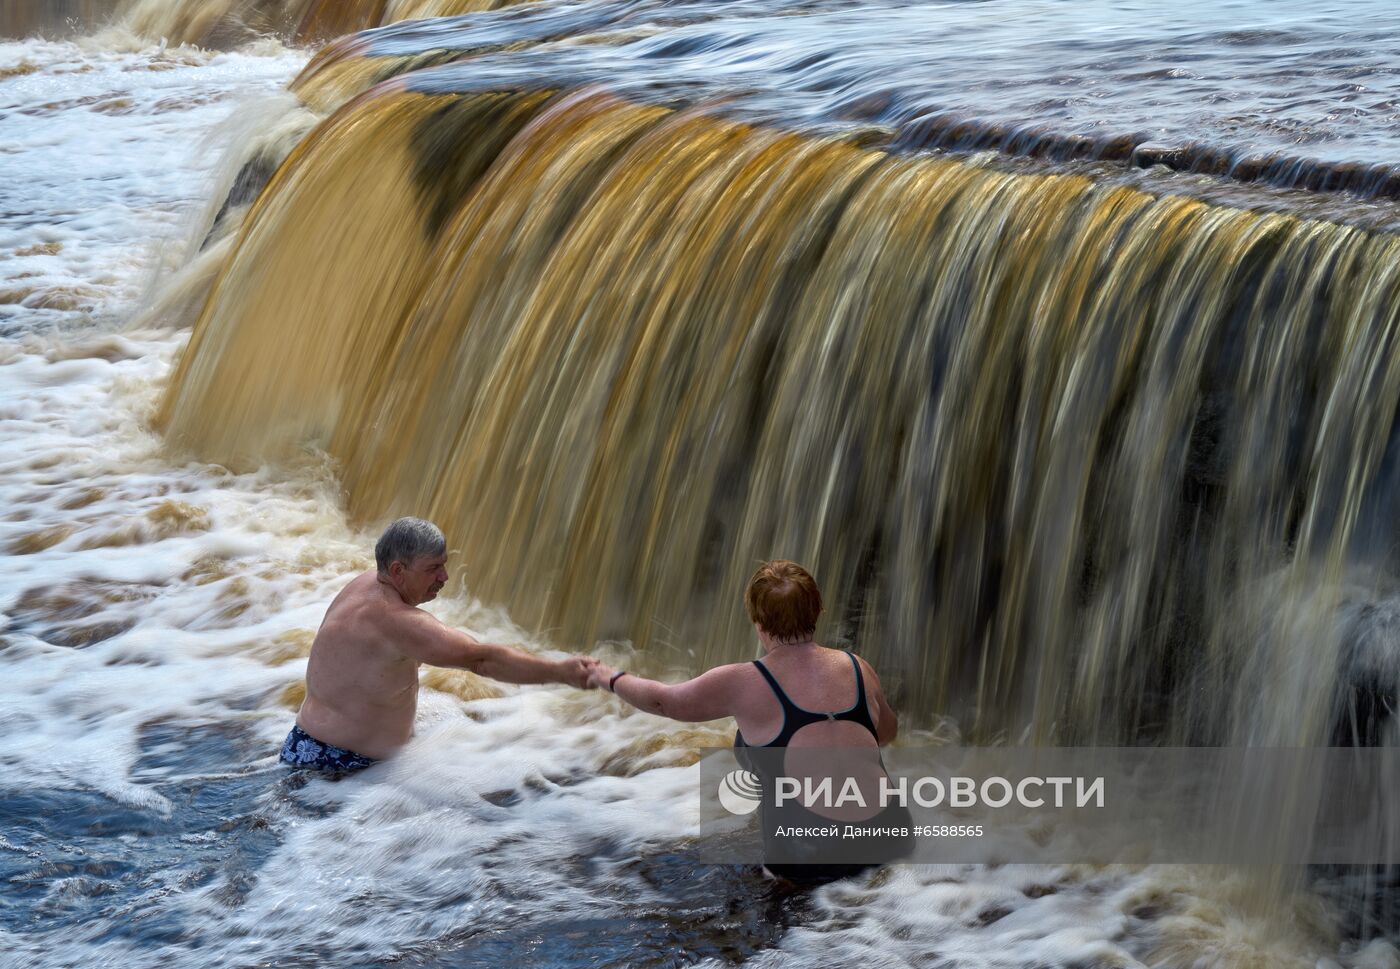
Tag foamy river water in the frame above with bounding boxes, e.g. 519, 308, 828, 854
2, 10, 1399, 969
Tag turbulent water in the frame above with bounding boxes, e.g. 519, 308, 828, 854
6, 0, 1400, 966
156, 0, 1400, 745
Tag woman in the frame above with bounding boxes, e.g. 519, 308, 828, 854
587, 560, 910, 883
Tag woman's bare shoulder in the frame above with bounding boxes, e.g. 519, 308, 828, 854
846, 650, 886, 684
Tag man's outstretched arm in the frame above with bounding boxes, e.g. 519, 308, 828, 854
397, 609, 595, 687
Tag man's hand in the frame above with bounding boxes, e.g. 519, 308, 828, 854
587, 662, 620, 691
556, 655, 600, 689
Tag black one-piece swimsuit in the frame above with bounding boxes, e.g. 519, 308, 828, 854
734, 651, 912, 884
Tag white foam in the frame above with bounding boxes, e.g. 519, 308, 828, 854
0, 25, 1385, 969
0, 36, 304, 329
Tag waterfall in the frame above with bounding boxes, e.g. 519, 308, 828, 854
1, 0, 534, 47
158, 73, 1400, 744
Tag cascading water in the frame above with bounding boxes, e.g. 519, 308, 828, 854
9, 0, 1400, 964
0, 0, 116, 40
1, 0, 541, 47
160, 59, 1400, 751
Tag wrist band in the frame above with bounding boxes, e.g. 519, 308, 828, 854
608, 670, 630, 693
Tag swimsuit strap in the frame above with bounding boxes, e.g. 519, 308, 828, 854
745, 655, 880, 747
752, 659, 813, 747
847, 650, 865, 695
843, 650, 880, 738
752, 659, 804, 719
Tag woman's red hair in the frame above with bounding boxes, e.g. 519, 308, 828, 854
744, 560, 822, 641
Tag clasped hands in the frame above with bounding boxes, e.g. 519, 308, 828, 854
552, 655, 623, 691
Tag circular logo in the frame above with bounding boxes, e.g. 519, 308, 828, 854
717, 769, 763, 815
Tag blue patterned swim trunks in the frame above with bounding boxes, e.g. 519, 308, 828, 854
279, 724, 376, 774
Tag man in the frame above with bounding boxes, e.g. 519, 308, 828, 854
280, 517, 597, 773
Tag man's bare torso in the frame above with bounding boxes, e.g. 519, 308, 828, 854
295, 571, 423, 759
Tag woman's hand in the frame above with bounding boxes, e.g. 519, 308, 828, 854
588, 662, 620, 691
555, 656, 601, 689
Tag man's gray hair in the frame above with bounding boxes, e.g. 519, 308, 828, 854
375, 517, 447, 573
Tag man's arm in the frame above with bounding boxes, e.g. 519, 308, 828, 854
396, 609, 594, 687
587, 663, 738, 722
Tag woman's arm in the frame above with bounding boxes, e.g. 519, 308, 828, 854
589, 662, 739, 723
857, 656, 898, 745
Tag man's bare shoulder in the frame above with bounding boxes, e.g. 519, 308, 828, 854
318, 573, 408, 642
331, 571, 452, 643
329, 572, 412, 617
326, 570, 378, 604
